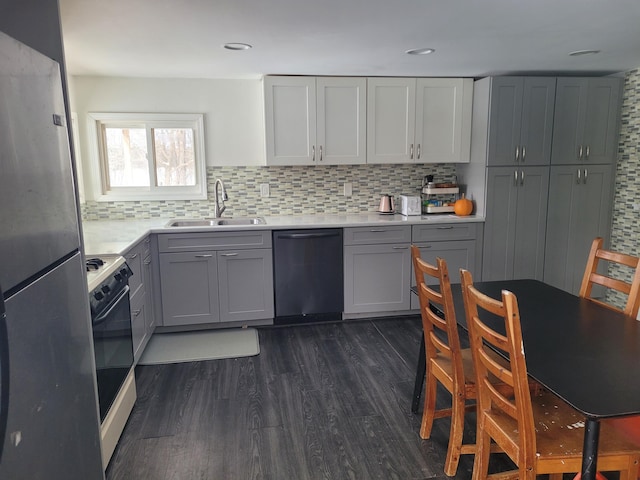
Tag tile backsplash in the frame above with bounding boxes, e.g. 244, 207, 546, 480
607, 67, 640, 310
81, 163, 456, 220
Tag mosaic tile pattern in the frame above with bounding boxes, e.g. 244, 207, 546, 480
81, 163, 456, 220
608, 68, 640, 309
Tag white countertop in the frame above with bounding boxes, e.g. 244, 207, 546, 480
82, 213, 484, 256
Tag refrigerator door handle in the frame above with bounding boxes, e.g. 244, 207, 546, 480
0, 289, 9, 463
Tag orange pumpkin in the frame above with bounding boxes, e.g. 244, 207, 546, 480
454, 194, 473, 216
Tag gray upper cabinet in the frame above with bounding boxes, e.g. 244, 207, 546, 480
482, 166, 549, 281
366, 77, 472, 164
486, 76, 556, 166
264, 76, 366, 165
543, 164, 614, 294
551, 77, 622, 165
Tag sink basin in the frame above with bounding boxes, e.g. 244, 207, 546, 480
216, 217, 265, 225
167, 219, 219, 227
166, 217, 266, 227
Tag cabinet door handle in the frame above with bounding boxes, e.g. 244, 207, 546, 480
194, 254, 213, 258
369, 229, 387, 232
437, 226, 454, 230
319, 145, 323, 162
392, 246, 408, 250
577, 169, 582, 184
583, 168, 588, 184
129, 253, 138, 259
220, 253, 238, 257
417, 143, 421, 160
143, 260, 151, 265
132, 309, 141, 317
585, 145, 590, 161
515, 146, 520, 163
410, 144, 414, 160
520, 170, 525, 186
578, 145, 583, 160
522, 146, 526, 163
312, 145, 316, 162
514, 170, 519, 186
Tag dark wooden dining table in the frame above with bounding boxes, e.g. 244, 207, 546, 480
411, 279, 640, 480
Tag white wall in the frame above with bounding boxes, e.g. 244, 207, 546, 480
69, 76, 266, 195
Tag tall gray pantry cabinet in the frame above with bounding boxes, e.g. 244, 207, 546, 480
465, 76, 556, 281
459, 75, 622, 291
544, 77, 621, 294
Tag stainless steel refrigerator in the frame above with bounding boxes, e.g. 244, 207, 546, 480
0, 32, 104, 478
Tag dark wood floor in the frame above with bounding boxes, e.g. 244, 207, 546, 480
106, 316, 517, 480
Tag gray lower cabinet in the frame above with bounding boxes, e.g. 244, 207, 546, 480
124, 236, 155, 363
343, 226, 412, 314
482, 166, 549, 281
158, 231, 274, 327
217, 249, 274, 322
159, 251, 220, 326
410, 223, 482, 310
543, 164, 614, 294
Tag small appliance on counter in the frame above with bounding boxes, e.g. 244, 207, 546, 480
399, 195, 421, 216
421, 174, 460, 214
378, 194, 395, 214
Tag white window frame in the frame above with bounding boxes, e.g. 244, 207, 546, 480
87, 112, 207, 201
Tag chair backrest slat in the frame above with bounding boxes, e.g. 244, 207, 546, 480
411, 245, 463, 380
460, 269, 537, 459
580, 237, 640, 318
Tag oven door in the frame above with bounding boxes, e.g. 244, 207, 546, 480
92, 285, 134, 422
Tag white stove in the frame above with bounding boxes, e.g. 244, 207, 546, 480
84, 253, 137, 469
85, 255, 126, 292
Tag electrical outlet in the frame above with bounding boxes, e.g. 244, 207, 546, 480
633, 203, 640, 211
260, 183, 270, 197
343, 182, 353, 197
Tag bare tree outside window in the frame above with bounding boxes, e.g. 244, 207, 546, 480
153, 128, 196, 186
89, 113, 206, 201
105, 127, 149, 187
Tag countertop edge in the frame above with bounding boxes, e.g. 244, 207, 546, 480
82, 213, 485, 256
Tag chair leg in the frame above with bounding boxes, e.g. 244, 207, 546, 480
471, 428, 491, 480
549, 474, 563, 480
443, 390, 465, 476
420, 371, 437, 439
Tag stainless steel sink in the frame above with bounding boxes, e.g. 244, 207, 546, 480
216, 217, 265, 225
167, 219, 218, 227
166, 217, 265, 227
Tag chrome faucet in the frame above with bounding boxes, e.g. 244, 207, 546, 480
214, 178, 228, 217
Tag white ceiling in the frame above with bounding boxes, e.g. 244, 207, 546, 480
59, 0, 640, 80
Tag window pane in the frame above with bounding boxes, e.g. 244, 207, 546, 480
153, 128, 196, 186
104, 127, 149, 187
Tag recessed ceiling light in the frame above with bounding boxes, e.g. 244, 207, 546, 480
569, 49, 601, 57
223, 43, 252, 51
406, 47, 435, 56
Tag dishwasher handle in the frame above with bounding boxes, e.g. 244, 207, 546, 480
278, 232, 341, 240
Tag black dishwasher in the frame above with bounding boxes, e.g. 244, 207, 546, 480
273, 229, 343, 325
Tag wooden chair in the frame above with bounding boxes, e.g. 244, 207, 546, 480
579, 238, 640, 479
411, 245, 514, 476
580, 237, 640, 318
460, 268, 640, 480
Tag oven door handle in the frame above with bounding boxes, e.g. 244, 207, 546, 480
93, 285, 130, 326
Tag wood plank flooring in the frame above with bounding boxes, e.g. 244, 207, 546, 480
106, 317, 516, 480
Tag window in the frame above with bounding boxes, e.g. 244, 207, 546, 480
87, 113, 206, 201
